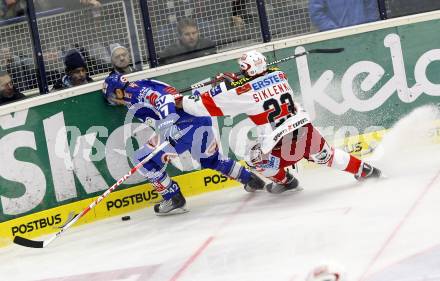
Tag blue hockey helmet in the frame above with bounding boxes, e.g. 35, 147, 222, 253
102, 73, 129, 105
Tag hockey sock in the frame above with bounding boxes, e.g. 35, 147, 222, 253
345, 155, 363, 174
153, 177, 180, 200
268, 169, 288, 184
328, 148, 362, 175
144, 167, 180, 200
200, 151, 251, 183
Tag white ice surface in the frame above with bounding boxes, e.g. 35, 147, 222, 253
1, 106, 440, 281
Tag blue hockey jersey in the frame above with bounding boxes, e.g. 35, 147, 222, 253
121, 79, 189, 122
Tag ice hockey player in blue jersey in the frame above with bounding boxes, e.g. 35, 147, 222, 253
102, 72, 265, 215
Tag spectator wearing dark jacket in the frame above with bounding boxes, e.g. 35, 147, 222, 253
52, 49, 93, 90
159, 17, 216, 65
0, 70, 25, 105
309, 0, 380, 31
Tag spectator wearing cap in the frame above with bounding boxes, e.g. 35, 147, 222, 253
109, 43, 133, 75
0, 70, 25, 105
52, 49, 93, 91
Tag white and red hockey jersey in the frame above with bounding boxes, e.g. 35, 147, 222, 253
182, 68, 311, 153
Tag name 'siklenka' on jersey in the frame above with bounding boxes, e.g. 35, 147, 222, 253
101, 72, 265, 215
181, 50, 381, 194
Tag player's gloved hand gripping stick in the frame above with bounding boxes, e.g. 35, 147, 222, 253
178, 48, 345, 93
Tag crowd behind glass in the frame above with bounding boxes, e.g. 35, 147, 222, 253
1, 0, 440, 105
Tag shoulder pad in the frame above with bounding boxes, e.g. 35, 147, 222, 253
229, 77, 251, 87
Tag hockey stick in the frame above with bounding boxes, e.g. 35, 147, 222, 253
53, 211, 76, 229
267, 48, 344, 66
179, 48, 344, 93
13, 140, 170, 248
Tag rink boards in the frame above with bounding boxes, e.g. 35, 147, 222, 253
1, 122, 439, 248
0, 168, 241, 248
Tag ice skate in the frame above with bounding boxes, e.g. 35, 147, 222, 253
266, 171, 301, 194
355, 162, 381, 181
154, 190, 188, 216
243, 171, 266, 192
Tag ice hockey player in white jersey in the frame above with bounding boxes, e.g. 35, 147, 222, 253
180, 50, 381, 193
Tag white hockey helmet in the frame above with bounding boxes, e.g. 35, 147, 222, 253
238, 50, 267, 77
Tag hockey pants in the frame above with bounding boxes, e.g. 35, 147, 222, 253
249, 124, 363, 184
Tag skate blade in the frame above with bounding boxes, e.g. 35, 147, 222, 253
244, 186, 265, 192
266, 186, 304, 194
155, 207, 189, 216
357, 174, 387, 183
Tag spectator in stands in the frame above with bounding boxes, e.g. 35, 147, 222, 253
73, 44, 112, 76
309, 0, 380, 32
0, 70, 25, 105
52, 49, 93, 90
109, 43, 133, 75
159, 17, 216, 65
0, 0, 26, 20
231, 0, 257, 28
0, 43, 35, 92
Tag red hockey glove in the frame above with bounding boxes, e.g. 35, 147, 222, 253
215, 72, 239, 83
164, 86, 183, 104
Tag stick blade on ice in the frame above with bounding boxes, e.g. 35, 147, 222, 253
13, 236, 44, 248
12, 141, 170, 249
